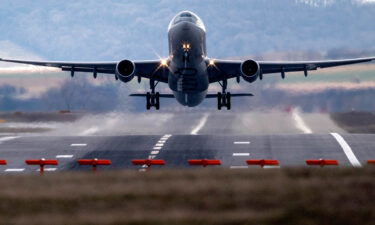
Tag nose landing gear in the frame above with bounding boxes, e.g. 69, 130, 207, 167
146, 79, 160, 110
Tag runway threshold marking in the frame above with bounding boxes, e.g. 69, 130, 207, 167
190, 113, 209, 135
56, 155, 74, 158
233, 153, 250, 156
70, 143, 87, 147
234, 141, 250, 144
330, 133, 362, 167
5, 168, 25, 172
292, 108, 313, 134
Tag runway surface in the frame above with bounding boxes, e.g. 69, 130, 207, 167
0, 109, 374, 173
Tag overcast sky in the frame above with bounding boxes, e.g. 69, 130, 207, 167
0, 0, 374, 61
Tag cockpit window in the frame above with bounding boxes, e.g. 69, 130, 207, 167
168, 11, 206, 32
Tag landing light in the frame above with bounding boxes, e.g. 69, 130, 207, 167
160, 59, 168, 67
208, 59, 215, 66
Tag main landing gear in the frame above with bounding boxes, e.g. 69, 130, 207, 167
217, 78, 231, 110
146, 79, 160, 110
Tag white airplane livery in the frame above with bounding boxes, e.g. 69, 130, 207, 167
1, 11, 374, 110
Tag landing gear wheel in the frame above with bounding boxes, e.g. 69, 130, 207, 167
226, 92, 231, 110
146, 92, 151, 110
217, 92, 222, 110
155, 92, 160, 110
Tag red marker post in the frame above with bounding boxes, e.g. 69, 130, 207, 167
77, 159, 111, 172
306, 159, 339, 167
131, 159, 165, 168
0, 160, 7, 165
367, 160, 375, 165
188, 159, 221, 167
25, 158, 58, 175
246, 159, 279, 168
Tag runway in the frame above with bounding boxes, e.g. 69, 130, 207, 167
0, 109, 374, 172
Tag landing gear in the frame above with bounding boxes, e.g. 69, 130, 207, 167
146, 79, 160, 110
217, 78, 231, 110
217, 92, 231, 110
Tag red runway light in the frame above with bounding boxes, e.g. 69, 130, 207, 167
131, 159, 165, 166
25, 158, 58, 174
246, 159, 279, 167
77, 159, 111, 172
306, 159, 339, 167
188, 159, 221, 167
0, 160, 7, 165
367, 160, 375, 165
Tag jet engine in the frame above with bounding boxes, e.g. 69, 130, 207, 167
240, 59, 259, 83
116, 59, 135, 82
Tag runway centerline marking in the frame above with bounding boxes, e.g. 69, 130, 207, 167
234, 141, 250, 144
5, 168, 25, 172
140, 134, 172, 171
292, 108, 313, 134
190, 113, 209, 135
331, 133, 362, 167
56, 155, 73, 158
233, 153, 250, 156
70, 143, 87, 147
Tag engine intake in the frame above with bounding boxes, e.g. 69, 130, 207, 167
240, 59, 259, 83
116, 59, 135, 82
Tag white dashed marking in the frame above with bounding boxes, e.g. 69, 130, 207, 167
70, 143, 87, 147
151, 151, 159, 155
37, 168, 57, 172
190, 113, 209, 135
263, 166, 281, 169
155, 143, 164, 147
234, 141, 250, 144
232, 153, 250, 156
331, 133, 362, 167
230, 166, 249, 169
5, 168, 24, 172
153, 146, 162, 150
56, 155, 74, 158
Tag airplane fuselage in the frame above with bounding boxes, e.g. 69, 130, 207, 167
167, 14, 209, 107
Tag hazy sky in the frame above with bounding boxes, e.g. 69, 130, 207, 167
0, 0, 374, 61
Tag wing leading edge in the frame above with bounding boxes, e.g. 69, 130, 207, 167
208, 57, 375, 83
0, 58, 169, 83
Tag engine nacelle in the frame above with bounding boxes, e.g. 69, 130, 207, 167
116, 59, 135, 83
240, 59, 259, 83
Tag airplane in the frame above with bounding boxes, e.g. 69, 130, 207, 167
0, 11, 374, 110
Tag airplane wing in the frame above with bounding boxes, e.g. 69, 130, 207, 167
0, 58, 168, 83
208, 57, 375, 83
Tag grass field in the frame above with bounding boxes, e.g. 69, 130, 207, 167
0, 168, 374, 225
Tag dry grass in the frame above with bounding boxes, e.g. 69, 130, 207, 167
0, 168, 374, 225
0, 168, 375, 225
